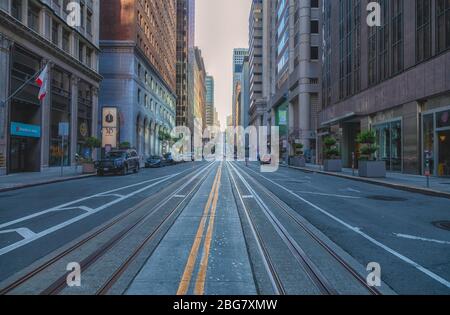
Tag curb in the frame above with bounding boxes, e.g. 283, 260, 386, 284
0, 174, 96, 193
285, 165, 450, 200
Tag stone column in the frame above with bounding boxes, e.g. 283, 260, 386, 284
299, 92, 311, 149
91, 86, 99, 160
298, 0, 312, 149
155, 127, 160, 156
288, 101, 295, 156
40, 61, 52, 171
70, 76, 79, 165
0, 35, 12, 175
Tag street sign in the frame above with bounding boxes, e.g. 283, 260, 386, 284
102, 107, 119, 148
59, 122, 69, 137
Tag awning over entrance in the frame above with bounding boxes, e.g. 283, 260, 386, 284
320, 112, 357, 127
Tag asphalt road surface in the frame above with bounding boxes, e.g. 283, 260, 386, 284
0, 161, 449, 295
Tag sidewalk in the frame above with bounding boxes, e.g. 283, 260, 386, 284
286, 163, 450, 199
0, 167, 94, 192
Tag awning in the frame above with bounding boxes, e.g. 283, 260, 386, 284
320, 112, 357, 127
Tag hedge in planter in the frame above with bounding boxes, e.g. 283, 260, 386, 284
289, 143, 306, 167
323, 136, 342, 172
82, 137, 102, 174
356, 130, 386, 178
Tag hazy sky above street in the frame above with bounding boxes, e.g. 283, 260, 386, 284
196, 0, 252, 128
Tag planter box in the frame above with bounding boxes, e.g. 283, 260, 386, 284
289, 157, 306, 168
82, 163, 96, 174
324, 159, 342, 172
358, 160, 386, 178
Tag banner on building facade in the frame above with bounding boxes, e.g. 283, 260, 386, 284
102, 107, 119, 149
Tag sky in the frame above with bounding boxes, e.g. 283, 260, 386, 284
195, 0, 252, 128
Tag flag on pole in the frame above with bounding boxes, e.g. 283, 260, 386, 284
35, 64, 49, 101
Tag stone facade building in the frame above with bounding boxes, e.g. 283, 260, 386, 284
99, 0, 177, 158
0, 0, 101, 175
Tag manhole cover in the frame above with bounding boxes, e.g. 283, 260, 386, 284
432, 221, 450, 231
366, 195, 407, 202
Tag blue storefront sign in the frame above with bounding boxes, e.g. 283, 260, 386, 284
11, 122, 41, 138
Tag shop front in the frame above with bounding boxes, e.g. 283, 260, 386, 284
423, 107, 450, 177
8, 46, 42, 173
374, 120, 403, 172
275, 102, 288, 164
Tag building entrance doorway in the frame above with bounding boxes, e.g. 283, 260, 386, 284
437, 129, 450, 177
9, 136, 40, 173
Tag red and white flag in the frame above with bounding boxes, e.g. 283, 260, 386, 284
35, 64, 49, 101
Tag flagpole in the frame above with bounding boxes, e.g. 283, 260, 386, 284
0, 63, 47, 108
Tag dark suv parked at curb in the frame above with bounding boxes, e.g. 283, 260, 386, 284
96, 149, 140, 176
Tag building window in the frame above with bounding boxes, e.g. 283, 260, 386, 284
28, 3, 40, 33
62, 29, 70, 53
378, 0, 389, 81
391, 0, 403, 74
11, 0, 22, 21
437, 0, 450, 53
311, 20, 319, 34
86, 10, 92, 35
310, 46, 319, 60
375, 120, 402, 172
417, 0, 432, 62
368, 19, 378, 86
52, 20, 59, 46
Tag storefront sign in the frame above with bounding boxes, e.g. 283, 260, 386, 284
11, 122, 41, 138
278, 110, 287, 125
102, 107, 119, 148
58, 122, 69, 137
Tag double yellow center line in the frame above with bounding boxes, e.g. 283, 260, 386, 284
177, 164, 222, 295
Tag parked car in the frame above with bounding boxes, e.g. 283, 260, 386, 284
163, 153, 175, 165
260, 154, 272, 165
96, 149, 140, 176
145, 155, 163, 168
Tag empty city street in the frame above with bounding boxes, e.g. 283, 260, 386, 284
0, 161, 449, 295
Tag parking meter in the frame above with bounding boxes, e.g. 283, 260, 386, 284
424, 151, 432, 187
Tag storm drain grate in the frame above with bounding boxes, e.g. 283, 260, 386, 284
365, 195, 407, 202
432, 221, 450, 231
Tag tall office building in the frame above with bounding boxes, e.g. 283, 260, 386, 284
319, 0, 450, 176
205, 75, 215, 127
99, 0, 177, 157
232, 48, 249, 128
193, 47, 206, 132
248, 0, 266, 129
268, 0, 321, 163
176, 0, 195, 132
0, 0, 101, 175
241, 56, 251, 129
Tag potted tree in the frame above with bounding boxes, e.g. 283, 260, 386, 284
119, 142, 131, 150
289, 142, 306, 167
323, 136, 342, 172
81, 137, 102, 174
357, 130, 386, 178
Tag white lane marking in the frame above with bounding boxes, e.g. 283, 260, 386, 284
173, 195, 186, 198
394, 233, 450, 246
56, 206, 94, 212
0, 175, 178, 256
237, 162, 450, 289
340, 188, 362, 194
242, 195, 254, 199
98, 194, 126, 198
0, 173, 178, 230
295, 191, 361, 199
0, 163, 215, 257
0, 228, 36, 239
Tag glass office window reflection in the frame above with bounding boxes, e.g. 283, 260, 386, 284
375, 121, 402, 172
